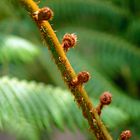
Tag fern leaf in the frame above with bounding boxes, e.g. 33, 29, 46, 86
126, 19, 140, 46
57, 27, 140, 80
0, 35, 40, 63
39, 49, 140, 120
67, 51, 140, 120
0, 19, 39, 42
45, 0, 129, 30
0, 76, 128, 139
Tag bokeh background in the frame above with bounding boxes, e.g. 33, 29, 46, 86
0, 0, 140, 139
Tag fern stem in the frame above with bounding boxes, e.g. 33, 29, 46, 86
20, 0, 112, 139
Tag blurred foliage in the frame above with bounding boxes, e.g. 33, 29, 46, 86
0, 0, 140, 139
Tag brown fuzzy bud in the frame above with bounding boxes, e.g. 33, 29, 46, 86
96, 92, 112, 116
62, 33, 77, 52
77, 71, 90, 83
100, 92, 112, 105
120, 130, 132, 140
71, 71, 90, 86
37, 7, 53, 21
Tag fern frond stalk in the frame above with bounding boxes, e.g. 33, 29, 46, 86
20, 0, 112, 139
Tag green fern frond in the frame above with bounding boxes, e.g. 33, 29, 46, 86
126, 19, 140, 45
45, 0, 129, 30
0, 1, 15, 19
57, 27, 140, 80
0, 0, 139, 138
0, 19, 39, 42
39, 49, 140, 120
109, 0, 140, 15
0, 34, 40, 63
67, 51, 140, 120
0, 76, 128, 139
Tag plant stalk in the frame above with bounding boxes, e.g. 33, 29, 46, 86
20, 0, 112, 139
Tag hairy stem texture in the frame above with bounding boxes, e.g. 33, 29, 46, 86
20, 0, 112, 139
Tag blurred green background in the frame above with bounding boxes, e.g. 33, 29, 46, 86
0, 0, 140, 139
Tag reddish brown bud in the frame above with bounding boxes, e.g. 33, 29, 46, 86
96, 92, 112, 115
77, 71, 90, 83
62, 33, 77, 52
71, 71, 90, 86
120, 130, 132, 140
36, 7, 53, 21
100, 91, 112, 105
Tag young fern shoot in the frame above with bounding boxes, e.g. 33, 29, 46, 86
20, 0, 132, 139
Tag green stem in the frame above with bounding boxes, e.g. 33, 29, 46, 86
20, 0, 112, 139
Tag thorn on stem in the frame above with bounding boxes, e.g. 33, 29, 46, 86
62, 33, 77, 52
35, 0, 40, 4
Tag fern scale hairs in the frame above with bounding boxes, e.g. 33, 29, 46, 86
119, 130, 132, 140
20, 0, 115, 139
